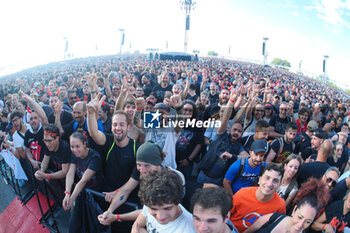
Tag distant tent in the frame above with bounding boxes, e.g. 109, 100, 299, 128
160, 52, 192, 61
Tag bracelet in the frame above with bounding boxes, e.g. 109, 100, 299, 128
136, 108, 142, 111
64, 191, 70, 196
229, 99, 235, 103
91, 91, 97, 94
115, 189, 119, 193
46, 173, 50, 180
116, 214, 121, 222
322, 224, 327, 231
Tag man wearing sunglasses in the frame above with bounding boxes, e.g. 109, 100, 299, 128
322, 167, 340, 190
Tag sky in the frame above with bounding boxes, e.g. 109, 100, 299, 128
0, 0, 349, 88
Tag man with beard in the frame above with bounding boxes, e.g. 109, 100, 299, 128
21, 91, 49, 170
87, 96, 140, 193
223, 140, 268, 196
55, 101, 104, 149
197, 89, 248, 185
10, 111, 28, 159
203, 88, 231, 121
141, 74, 152, 97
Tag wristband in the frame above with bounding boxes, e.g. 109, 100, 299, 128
229, 99, 235, 103
46, 173, 50, 180
322, 224, 327, 231
116, 214, 121, 222
64, 191, 70, 196
115, 189, 119, 193
136, 108, 142, 111
91, 91, 97, 94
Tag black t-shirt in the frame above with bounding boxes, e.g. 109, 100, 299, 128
240, 135, 255, 152
203, 103, 220, 121
45, 140, 71, 172
102, 134, 140, 192
71, 148, 103, 191
270, 137, 296, 163
295, 132, 312, 160
151, 84, 173, 102
325, 200, 350, 233
269, 115, 291, 135
297, 161, 330, 186
175, 127, 204, 163
209, 93, 219, 104
327, 148, 348, 173
48, 110, 74, 126
102, 118, 112, 134
24, 126, 46, 162
143, 84, 152, 97
186, 94, 198, 103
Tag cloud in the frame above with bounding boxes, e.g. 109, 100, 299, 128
313, 0, 350, 29
292, 12, 299, 17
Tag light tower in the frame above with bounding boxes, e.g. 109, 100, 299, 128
63, 37, 68, 60
323, 55, 329, 82
180, 0, 196, 52
262, 37, 269, 65
119, 28, 125, 54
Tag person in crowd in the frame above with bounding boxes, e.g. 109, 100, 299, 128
131, 169, 196, 233
63, 131, 104, 232
87, 94, 140, 193
175, 100, 203, 180
203, 88, 232, 121
240, 99, 265, 137
296, 120, 319, 161
223, 140, 268, 196
98, 141, 185, 225
266, 122, 298, 164
191, 187, 239, 233
312, 186, 350, 232
229, 163, 286, 232
269, 102, 292, 138
297, 140, 334, 185
263, 102, 274, 124
277, 154, 302, 210
245, 178, 329, 233
10, 111, 28, 159
240, 120, 269, 152
197, 89, 247, 185
16, 100, 30, 124
34, 124, 70, 182
152, 71, 173, 102
48, 94, 74, 125
296, 107, 311, 134
327, 141, 348, 174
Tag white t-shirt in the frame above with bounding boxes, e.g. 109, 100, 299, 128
277, 183, 297, 199
13, 125, 29, 149
142, 204, 196, 233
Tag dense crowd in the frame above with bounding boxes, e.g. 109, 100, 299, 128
0, 54, 350, 233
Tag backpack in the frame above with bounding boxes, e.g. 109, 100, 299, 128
269, 137, 295, 160
232, 158, 266, 185
198, 135, 229, 172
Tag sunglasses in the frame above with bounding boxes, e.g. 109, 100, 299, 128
326, 176, 337, 188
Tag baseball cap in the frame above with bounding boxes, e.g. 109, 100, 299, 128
307, 120, 318, 132
311, 128, 325, 139
251, 140, 268, 154
154, 103, 170, 112
265, 102, 272, 109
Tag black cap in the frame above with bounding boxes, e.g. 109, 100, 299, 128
311, 128, 325, 139
251, 140, 268, 154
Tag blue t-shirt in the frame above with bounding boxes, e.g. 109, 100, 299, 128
225, 158, 266, 194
